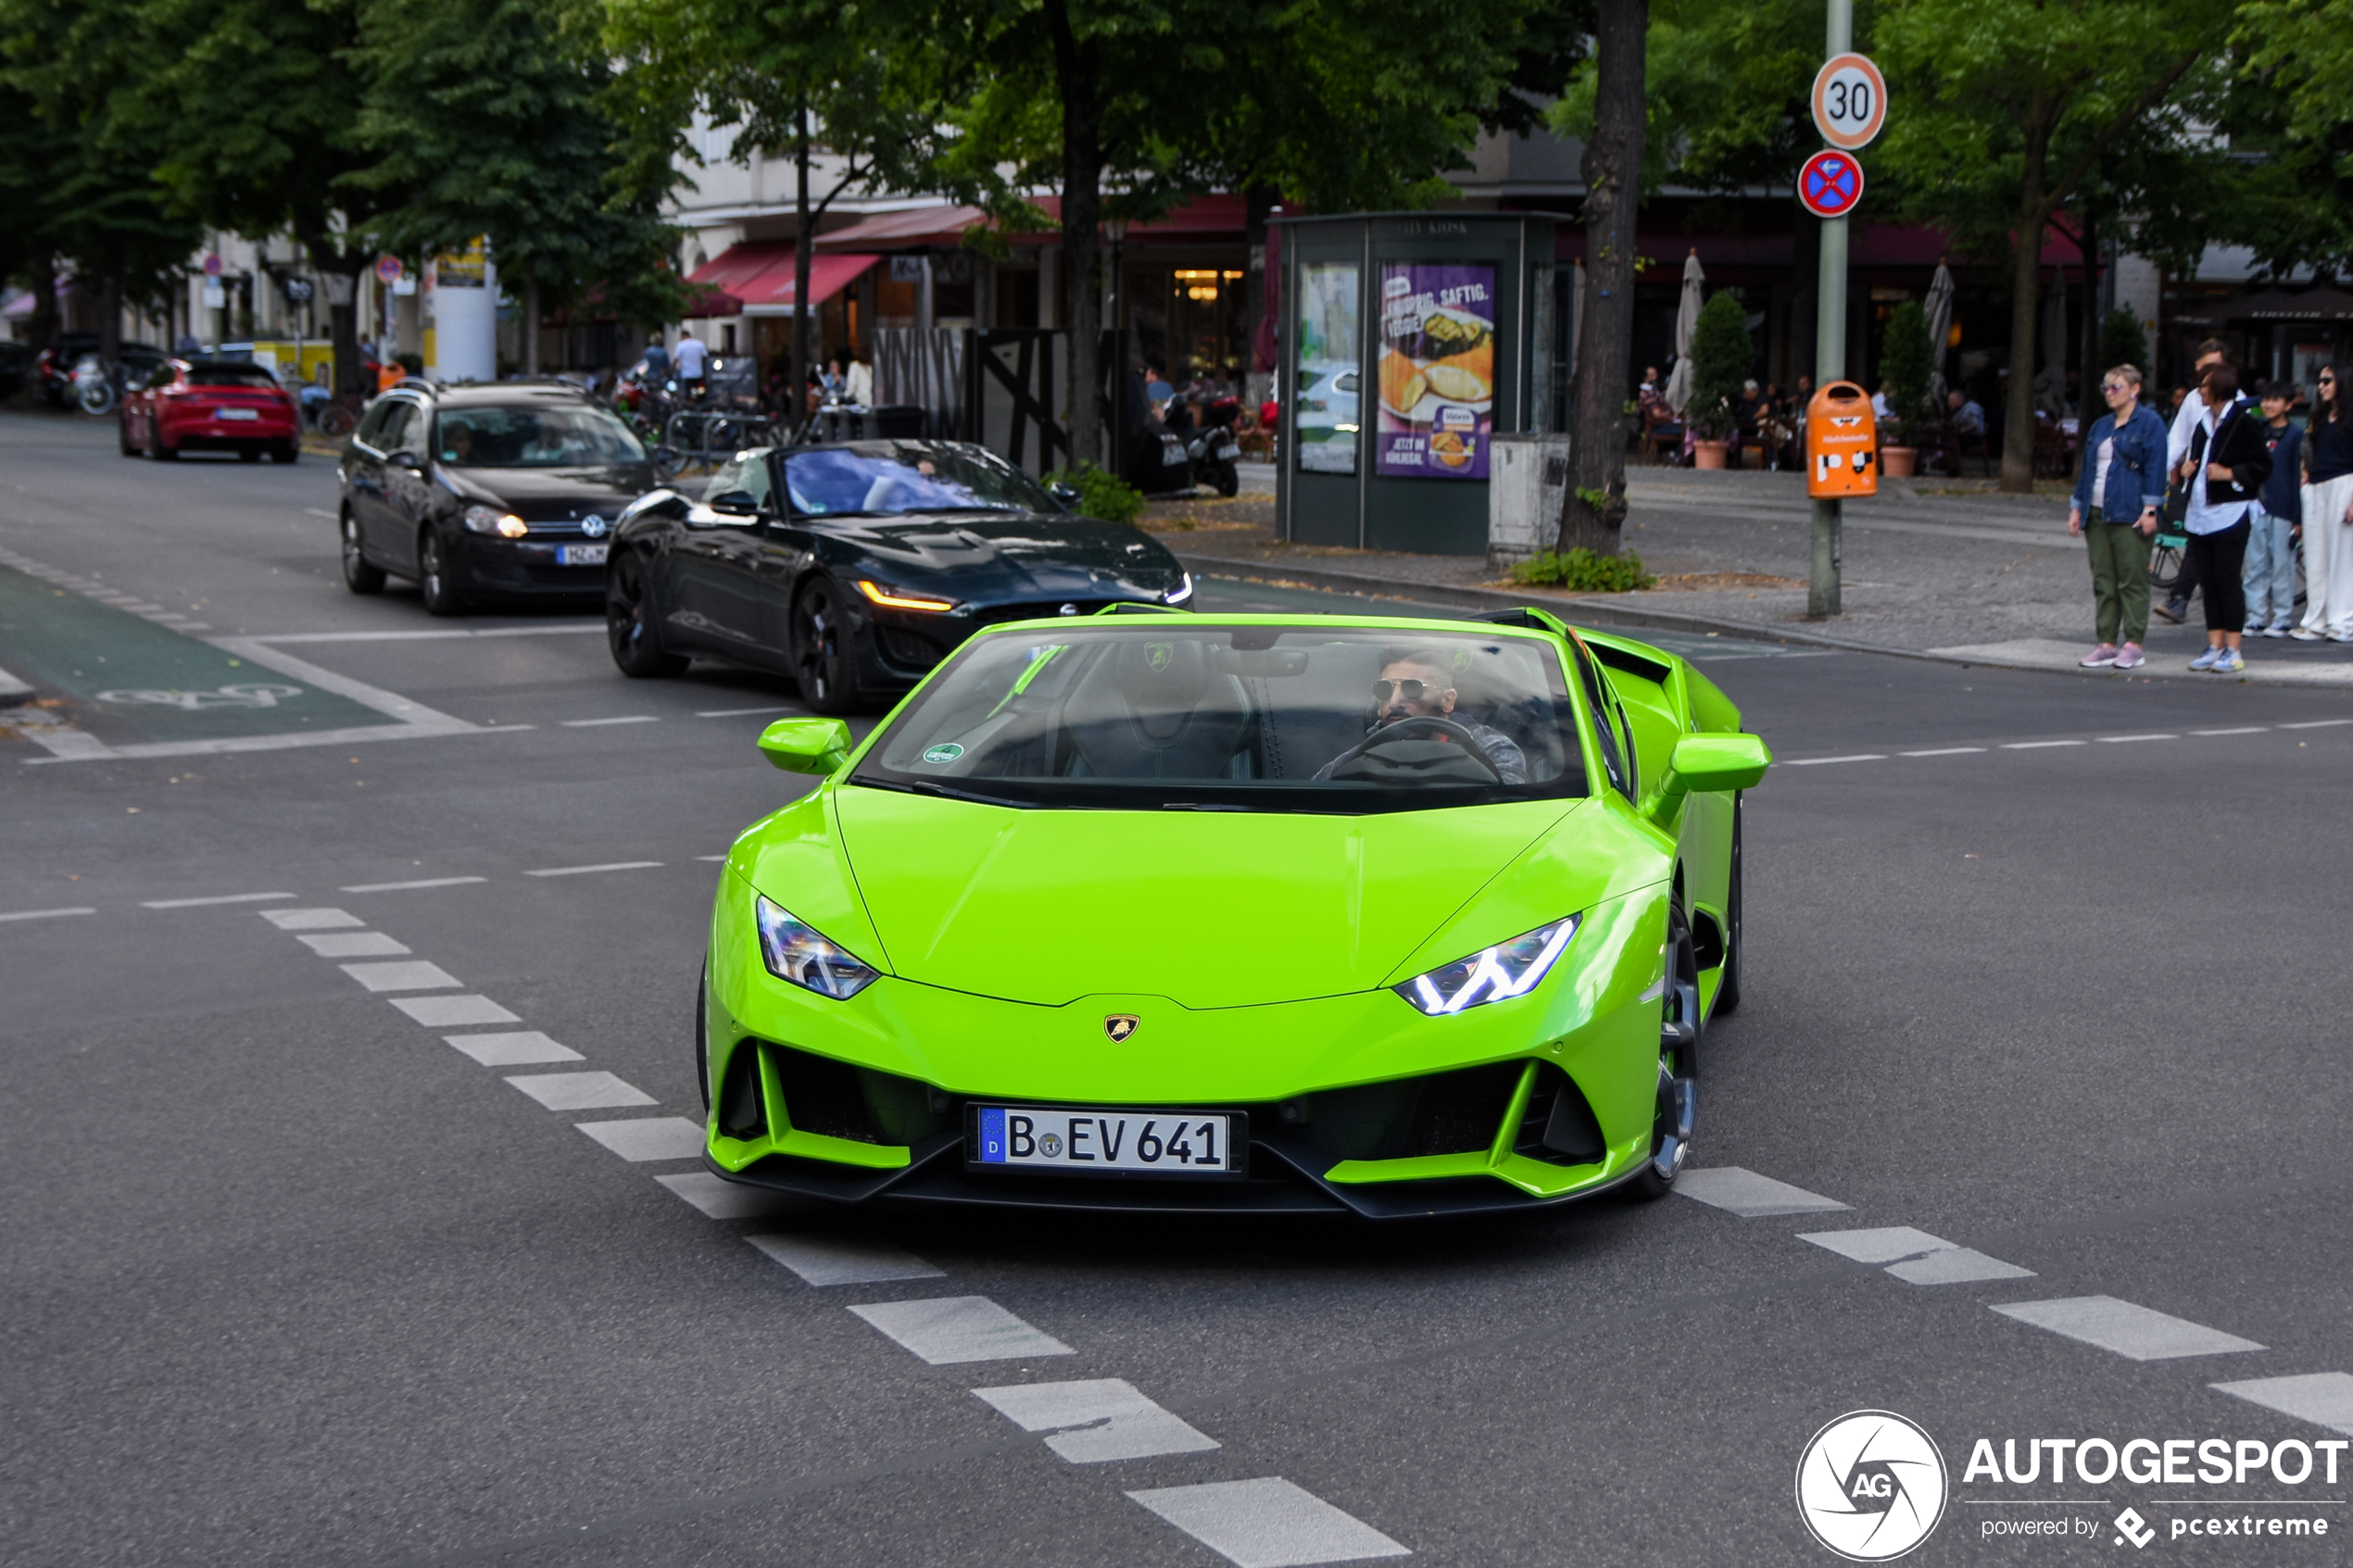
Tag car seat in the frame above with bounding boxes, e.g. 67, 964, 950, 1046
1062, 639, 1252, 779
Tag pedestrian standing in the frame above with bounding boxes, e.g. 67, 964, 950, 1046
2295, 363, 2353, 642
2244, 382, 2303, 637
2156, 339, 2232, 624
2068, 364, 2169, 670
2180, 362, 2271, 673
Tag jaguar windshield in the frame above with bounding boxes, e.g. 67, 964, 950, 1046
852, 623, 1588, 812
784, 442, 1059, 517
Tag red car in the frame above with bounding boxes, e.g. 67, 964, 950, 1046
119, 358, 300, 463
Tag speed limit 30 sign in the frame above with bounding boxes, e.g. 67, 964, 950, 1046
1812, 52, 1886, 149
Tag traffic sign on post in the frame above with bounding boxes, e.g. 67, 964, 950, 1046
1811, 52, 1887, 149
201, 254, 223, 278
375, 255, 405, 285
1797, 150, 1865, 220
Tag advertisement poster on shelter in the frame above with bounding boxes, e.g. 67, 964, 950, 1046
1294, 263, 1361, 475
1374, 263, 1495, 480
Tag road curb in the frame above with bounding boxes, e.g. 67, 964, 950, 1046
1171, 549, 2353, 691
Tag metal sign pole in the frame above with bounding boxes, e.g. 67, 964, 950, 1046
1810, 0, 1853, 620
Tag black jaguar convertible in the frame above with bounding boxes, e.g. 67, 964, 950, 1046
604, 440, 1194, 711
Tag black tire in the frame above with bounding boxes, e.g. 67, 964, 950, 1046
607, 551, 688, 678
271, 441, 298, 465
2148, 539, 2184, 594
341, 511, 385, 595
418, 529, 466, 617
1713, 796, 1744, 1016
1628, 900, 1701, 1201
316, 403, 358, 440
791, 574, 861, 715
146, 424, 176, 461
695, 969, 711, 1111
238, 446, 262, 463
1213, 460, 1239, 498
117, 417, 137, 457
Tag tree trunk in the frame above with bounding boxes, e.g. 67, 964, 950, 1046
27, 250, 58, 356
1557, 0, 1646, 555
1999, 108, 2053, 495
97, 270, 123, 363
792, 101, 814, 423
524, 278, 541, 376
2077, 194, 2101, 429
1047, 0, 1103, 472
1243, 182, 1277, 399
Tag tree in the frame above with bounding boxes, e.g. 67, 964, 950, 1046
1880, 298, 1934, 441
1685, 290, 1750, 441
2097, 307, 2147, 378
1554, 0, 1645, 555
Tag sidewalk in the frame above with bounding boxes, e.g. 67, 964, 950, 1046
1145, 467, 2353, 691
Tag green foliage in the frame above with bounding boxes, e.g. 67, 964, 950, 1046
1685, 292, 1751, 442
1574, 486, 1611, 513
1045, 463, 1145, 524
2097, 307, 2149, 379
1507, 547, 1655, 593
1880, 301, 1937, 440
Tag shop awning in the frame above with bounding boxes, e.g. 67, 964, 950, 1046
684, 240, 796, 317
815, 207, 994, 250
812, 195, 1250, 251
2175, 286, 2353, 327
739, 253, 882, 316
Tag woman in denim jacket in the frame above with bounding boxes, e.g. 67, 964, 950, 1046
2068, 364, 2171, 669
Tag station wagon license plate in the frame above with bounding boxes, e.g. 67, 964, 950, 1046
557, 545, 608, 566
971, 1105, 1242, 1175
217, 408, 260, 420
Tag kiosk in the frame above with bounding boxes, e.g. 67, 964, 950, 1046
1275, 213, 1555, 555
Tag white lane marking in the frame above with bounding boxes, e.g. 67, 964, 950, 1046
846, 1297, 1075, 1365
505, 1072, 657, 1111
22, 721, 533, 765
2210, 1373, 2353, 1436
1991, 1296, 2265, 1361
655, 1172, 779, 1219
698, 705, 798, 718
340, 876, 487, 893
251, 625, 604, 644
1786, 754, 1886, 766
1901, 746, 1985, 757
0, 906, 96, 922
142, 891, 296, 909
262, 908, 362, 930
2097, 734, 2177, 744
2280, 719, 2353, 730
1886, 1248, 2036, 1285
573, 1117, 707, 1161
524, 860, 663, 878
209, 635, 475, 729
698, 854, 728, 862
560, 715, 661, 727
390, 994, 521, 1027
973, 1379, 1220, 1463
1801, 1226, 1954, 1264
340, 960, 462, 993
748, 1233, 945, 1287
297, 932, 410, 957
2002, 740, 2088, 749
444, 1031, 583, 1066
1677, 1167, 1850, 1217
1127, 1478, 1411, 1566
0, 663, 34, 697
2191, 726, 2269, 736
303, 508, 337, 519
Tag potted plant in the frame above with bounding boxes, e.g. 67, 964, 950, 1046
1685, 291, 1751, 469
1880, 299, 1936, 478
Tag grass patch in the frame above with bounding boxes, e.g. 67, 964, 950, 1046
1506, 547, 1656, 593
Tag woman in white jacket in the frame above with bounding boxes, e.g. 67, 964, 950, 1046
2296, 365, 2353, 642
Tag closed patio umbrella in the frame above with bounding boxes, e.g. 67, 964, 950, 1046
1663, 250, 1704, 415
1923, 262, 1955, 402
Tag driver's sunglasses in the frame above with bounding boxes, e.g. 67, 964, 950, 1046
1373, 678, 1438, 703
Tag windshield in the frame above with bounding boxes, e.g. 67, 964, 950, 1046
851, 623, 1587, 813
186, 363, 279, 388
784, 442, 1058, 517
435, 404, 647, 468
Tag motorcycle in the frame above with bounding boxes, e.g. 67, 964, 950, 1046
1184, 395, 1244, 496
69, 354, 124, 417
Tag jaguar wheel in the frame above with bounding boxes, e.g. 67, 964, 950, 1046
1628, 899, 1701, 1200
418, 529, 466, 617
607, 551, 688, 677
791, 575, 861, 715
341, 512, 384, 595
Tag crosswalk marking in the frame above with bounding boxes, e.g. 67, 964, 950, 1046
573, 1117, 708, 1161
748, 1233, 944, 1286
973, 1379, 1218, 1462
505, 1072, 656, 1111
340, 960, 462, 993
1127, 1478, 1410, 1567
1991, 1296, 2264, 1361
390, 994, 521, 1026
1677, 1167, 1849, 1216
262, 908, 362, 931
2210, 1373, 2353, 1436
296, 932, 409, 957
443, 1031, 582, 1066
847, 1297, 1074, 1364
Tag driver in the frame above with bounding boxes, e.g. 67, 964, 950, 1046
1315, 649, 1528, 783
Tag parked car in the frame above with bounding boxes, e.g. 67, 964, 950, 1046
335, 380, 658, 614
34, 335, 163, 405
119, 358, 300, 462
603, 439, 1193, 712
0, 341, 28, 399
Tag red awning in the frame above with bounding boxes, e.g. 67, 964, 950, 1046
815, 207, 993, 250
684, 241, 795, 317
739, 253, 883, 315
813, 195, 1249, 251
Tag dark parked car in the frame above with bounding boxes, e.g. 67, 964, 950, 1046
604, 439, 1194, 712
34, 335, 163, 404
336, 381, 657, 614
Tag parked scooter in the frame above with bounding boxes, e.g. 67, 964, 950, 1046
1186, 395, 1244, 496
69, 354, 123, 417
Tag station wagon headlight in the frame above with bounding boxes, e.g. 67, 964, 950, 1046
1395, 915, 1579, 1015
462, 504, 527, 538
755, 895, 880, 999
1164, 571, 1194, 605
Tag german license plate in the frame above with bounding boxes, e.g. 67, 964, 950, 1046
217, 408, 260, 421
557, 544, 608, 566
971, 1106, 1242, 1174
1216, 443, 1240, 461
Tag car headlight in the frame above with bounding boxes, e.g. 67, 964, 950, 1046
1164, 571, 1194, 606
461, 504, 527, 538
857, 578, 959, 613
1394, 914, 1579, 1015
755, 895, 880, 999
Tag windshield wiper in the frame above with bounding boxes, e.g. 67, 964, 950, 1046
853, 777, 1023, 808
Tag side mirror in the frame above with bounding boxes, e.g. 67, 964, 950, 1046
708, 489, 761, 516
387, 449, 421, 470
1050, 482, 1080, 508
757, 717, 853, 775
1647, 733, 1771, 823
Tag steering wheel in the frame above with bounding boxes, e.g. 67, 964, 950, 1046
1322, 714, 1503, 782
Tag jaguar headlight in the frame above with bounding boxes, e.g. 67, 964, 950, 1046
1164, 571, 1195, 605
462, 504, 527, 538
1395, 914, 1579, 1015
755, 895, 880, 999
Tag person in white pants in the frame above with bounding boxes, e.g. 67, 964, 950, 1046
2296, 365, 2353, 643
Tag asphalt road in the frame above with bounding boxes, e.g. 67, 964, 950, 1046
6, 411, 2352, 1567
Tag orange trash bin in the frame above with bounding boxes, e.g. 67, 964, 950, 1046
1806, 381, 1878, 498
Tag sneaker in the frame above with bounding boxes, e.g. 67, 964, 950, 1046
2189, 646, 2221, 671
2114, 644, 2145, 670
2331, 631, 2353, 645
2290, 627, 2323, 641
2214, 648, 2246, 674
2264, 624, 2291, 638
2080, 644, 2119, 667
2153, 599, 2187, 624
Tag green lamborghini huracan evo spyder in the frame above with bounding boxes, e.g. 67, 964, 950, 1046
697, 605, 1769, 1218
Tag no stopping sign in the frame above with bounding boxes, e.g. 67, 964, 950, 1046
1798, 150, 1865, 220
